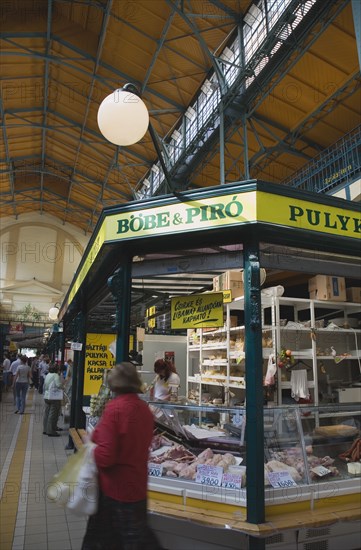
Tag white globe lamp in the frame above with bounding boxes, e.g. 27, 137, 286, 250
97, 87, 149, 146
49, 306, 59, 321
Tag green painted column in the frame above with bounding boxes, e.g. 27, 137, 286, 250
244, 241, 265, 529
74, 311, 87, 430
64, 318, 75, 449
108, 258, 132, 364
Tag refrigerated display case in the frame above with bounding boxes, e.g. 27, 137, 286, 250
146, 401, 361, 512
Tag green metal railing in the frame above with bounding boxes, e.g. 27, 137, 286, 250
282, 125, 361, 194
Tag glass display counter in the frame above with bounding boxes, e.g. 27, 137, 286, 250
146, 401, 361, 510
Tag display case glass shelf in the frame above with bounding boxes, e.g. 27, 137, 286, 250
147, 401, 361, 508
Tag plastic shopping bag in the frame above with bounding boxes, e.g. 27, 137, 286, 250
67, 442, 98, 516
47, 445, 87, 507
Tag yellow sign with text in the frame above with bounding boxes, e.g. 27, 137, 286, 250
147, 306, 156, 329
222, 290, 232, 303
257, 192, 361, 239
105, 192, 257, 242
65, 189, 360, 313
68, 222, 106, 306
83, 333, 116, 396
171, 292, 224, 329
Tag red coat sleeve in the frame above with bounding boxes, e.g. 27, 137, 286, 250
92, 402, 122, 469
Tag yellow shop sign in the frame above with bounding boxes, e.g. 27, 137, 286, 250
258, 192, 361, 239
106, 192, 257, 241
83, 333, 115, 396
171, 292, 224, 329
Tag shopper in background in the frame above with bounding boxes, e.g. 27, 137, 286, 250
30, 355, 39, 390
13, 355, 31, 414
38, 355, 50, 394
10, 354, 22, 404
63, 358, 73, 400
43, 363, 64, 437
152, 358, 180, 401
2, 353, 11, 391
81, 362, 162, 550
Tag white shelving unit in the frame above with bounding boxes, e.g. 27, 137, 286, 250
267, 297, 361, 406
186, 297, 274, 405
186, 295, 361, 407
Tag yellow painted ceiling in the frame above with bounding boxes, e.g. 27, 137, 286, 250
1, 0, 360, 234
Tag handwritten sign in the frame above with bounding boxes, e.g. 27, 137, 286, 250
267, 471, 297, 488
171, 293, 224, 329
83, 333, 116, 396
222, 290, 232, 303
311, 465, 331, 477
195, 464, 223, 486
222, 472, 242, 489
148, 463, 163, 477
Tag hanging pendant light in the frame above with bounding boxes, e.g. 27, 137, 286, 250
49, 304, 60, 320
97, 86, 149, 146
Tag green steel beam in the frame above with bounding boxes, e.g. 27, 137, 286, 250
65, 0, 113, 225
40, 0, 53, 216
0, 98, 16, 217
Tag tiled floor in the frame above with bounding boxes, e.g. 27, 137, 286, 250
0, 387, 87, 550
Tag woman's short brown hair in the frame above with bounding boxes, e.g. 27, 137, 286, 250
108, 362, 143, 394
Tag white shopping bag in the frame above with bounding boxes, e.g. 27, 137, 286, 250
67, 442, 98, 516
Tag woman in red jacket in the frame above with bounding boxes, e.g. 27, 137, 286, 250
81, 362, 162, 550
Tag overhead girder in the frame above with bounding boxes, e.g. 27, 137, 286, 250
165, 0, 228, 94
65, 0, 113, 226
0, 0, 358, 233
208, 0, 241, 21
0, 33, 185, 112
86, 149, 119, 233
0, 158, 135, 203
40, 0, 53, 216
2, 194, 94, 224
141, 10, 177, 96
250, 72, 361, 176
110, 2, 213, 71
157, 0, 353, 189
236, 1, 349, 118
0, 152, 137, 194
52, 36, 187, 112
2, 106, 155, 166
251, 114, 322, 154
0, 98, 16, 216
352, 0, 361, 70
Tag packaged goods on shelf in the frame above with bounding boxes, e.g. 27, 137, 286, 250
230, 315, 239, 327
308, 275, 346, 301
213, 270, 244, 299
346, 287, 361, 303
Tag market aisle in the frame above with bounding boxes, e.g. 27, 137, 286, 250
0, 388, 87, 550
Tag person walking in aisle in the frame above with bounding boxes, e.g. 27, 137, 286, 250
64, 359, 73, 396
38, 355, 50, 394
10, 354, 22, 405
13, 355, 31, 414
43, 363, 64, 437
30, 355, 39, 390
2, 353, 11, 391
81, 362, 162, 550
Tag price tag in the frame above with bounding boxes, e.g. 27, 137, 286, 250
267, 471, 297, 488
195, 465, 223, 487
221, 472, 242, 489
222, 290, 232, 303
148, 463, 163, 477
71, 342, 83, 351
311, 465, 331, 477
